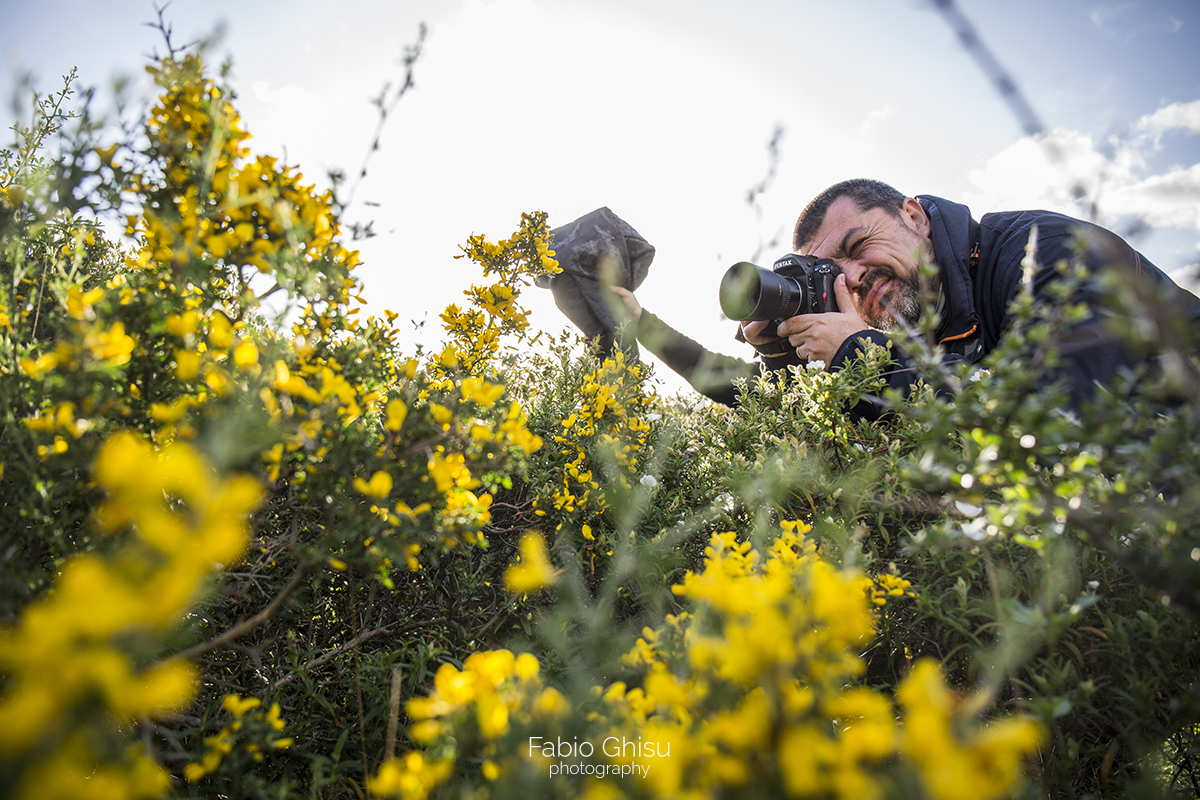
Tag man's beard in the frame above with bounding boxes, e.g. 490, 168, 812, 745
857, 267, 936, 330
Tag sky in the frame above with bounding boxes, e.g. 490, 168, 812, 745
3, 0, 1199, 397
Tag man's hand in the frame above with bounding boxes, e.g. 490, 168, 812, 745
608, 286, 643, 325
777, 275, 874, 365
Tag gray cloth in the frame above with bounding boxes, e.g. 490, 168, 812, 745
537, 207, 655, 356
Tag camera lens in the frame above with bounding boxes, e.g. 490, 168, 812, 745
719, 261, 806, 321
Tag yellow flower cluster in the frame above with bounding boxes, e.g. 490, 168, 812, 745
16, 289, 135, 378
871, 572, 914, 606
380, 523, 1040, 800
371, 649, 559, 799
601, 522, 1040, 799
116, 54, 544, 575
261, 345, 543, 570
13, 280, 140, 461
898, 660, 1044, 800
433, 211, 561, 385
131, 55, 360, 312
544, 350, 653, 553
184, 693, 293, 782
369, 751, 454, 800
0, 432, 261, 800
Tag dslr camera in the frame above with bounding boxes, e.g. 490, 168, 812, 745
719, 253, 841, 323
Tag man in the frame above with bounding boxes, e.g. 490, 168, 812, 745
616, 178, 1200, 419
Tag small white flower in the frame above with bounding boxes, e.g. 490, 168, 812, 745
961, 517, 988, 540
955, 500, 983, 518
968, 368, 992, 382
806, 360, 826, 370
715, 492, 734, 512
639, 474, 658, 489
1087, 580, 1100, 590
646, 413, 661, 422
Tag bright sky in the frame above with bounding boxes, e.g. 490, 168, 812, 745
4, 0, 1199, 397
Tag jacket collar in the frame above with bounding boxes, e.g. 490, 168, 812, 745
917, 195, 980, 346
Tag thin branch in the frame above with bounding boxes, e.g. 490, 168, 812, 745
169, 562, 319, 662
385, 665, 403, 762
395, 430, 450, 462
338, 23, 427, 213
272, 616, 447, 690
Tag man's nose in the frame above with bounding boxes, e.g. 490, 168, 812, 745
839, 262, 867, 289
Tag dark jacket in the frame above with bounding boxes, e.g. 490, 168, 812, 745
636, 196, 1200, 418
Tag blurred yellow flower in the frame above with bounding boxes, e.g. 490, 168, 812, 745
504, 531, 558, 593
384, 398, 408, 432
353, 471, 393, 499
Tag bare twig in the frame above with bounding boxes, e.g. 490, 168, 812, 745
144, 3, 202, 62
337, 24, 427, 215
169, 562, 319, 662
385, 665, 403, 762
747, 123, 786, 263
273, 616, 447, 690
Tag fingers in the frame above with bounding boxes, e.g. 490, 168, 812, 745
833, 273, 854, 309
741, 319, 775, 345
832, 275, 865, 325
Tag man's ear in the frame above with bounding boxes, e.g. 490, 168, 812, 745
901, 197, 932, 241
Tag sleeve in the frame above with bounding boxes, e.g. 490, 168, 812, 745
633, 311, 763, 407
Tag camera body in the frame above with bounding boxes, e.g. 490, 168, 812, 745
719, 253, 841, 323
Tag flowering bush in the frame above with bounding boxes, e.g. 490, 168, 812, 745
0, 49, 549, 798
1, 31, 1198, 800
371, 524, 1040, 800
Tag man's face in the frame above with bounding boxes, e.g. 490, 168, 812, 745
798, 195, 937, 330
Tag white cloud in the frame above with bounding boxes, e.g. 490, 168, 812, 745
1089, 3, 1138, 29
1111, 164, 1200, 230
1135, 98, 1200, 141
965, 97, 1200, 232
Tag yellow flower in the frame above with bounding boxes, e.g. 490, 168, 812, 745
427, 452, 477, 493
233, 339, 259, 369
475, 690, 509, 738
20, 352, 59, 379
209, 313, 234, 350
165, 310, 201, 339
353, 471, 393, 499
460, 376, 504, 408
369, 752, 452, 799
66, 286, 104, 320
898, 660, 1043, 800
429, 403, 452, 427
174, 349, 202, 380
385, 399, 408, 432
504, 531, 558, 593
266, 702, 286, 731
88, 321, 136, 365
514, 652, 540, 680
222, 694, 261, 718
